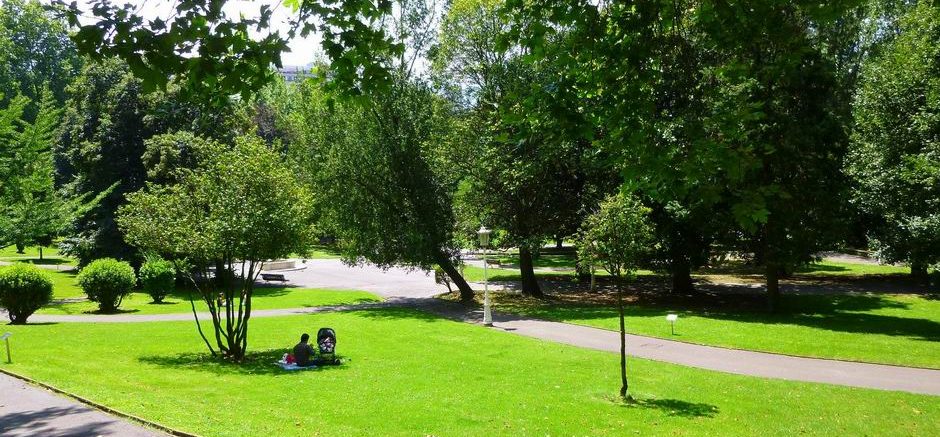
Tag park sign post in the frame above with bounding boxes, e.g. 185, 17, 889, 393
1, 332, 11, 363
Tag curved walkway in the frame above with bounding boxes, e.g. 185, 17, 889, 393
17, 297, 940, 396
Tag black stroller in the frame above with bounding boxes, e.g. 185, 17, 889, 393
315, 328, 339, 365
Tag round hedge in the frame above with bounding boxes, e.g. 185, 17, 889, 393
77, 258, 136, 313
140, 258, 175, 303
0, 264, 54, 324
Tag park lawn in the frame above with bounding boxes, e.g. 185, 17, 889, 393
47, 270, 83, 299
480, 292, 940, 369
1, 310, 937, 436
37, 286, 382, 315
0, 244, 75, 266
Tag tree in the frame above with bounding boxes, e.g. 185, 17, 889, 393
119, 135, 315, 361
436, 0, 601, 297
0, 0, 81, 117
56, 59, 248, 266
0, 90, 105, 257
505, 0, 852, 309
56, 59, 152, 266
578, 192, 653, 400
848, 1, 940, 283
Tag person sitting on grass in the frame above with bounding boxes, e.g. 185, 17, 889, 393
293, 333, 316, 367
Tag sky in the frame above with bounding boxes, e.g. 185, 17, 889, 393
59, 0, 323, 67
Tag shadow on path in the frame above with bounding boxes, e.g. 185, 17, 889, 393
0, 405, 115, 437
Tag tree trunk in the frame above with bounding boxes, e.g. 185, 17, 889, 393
671, 260, 694, 294
911, 260, 929, 285
616, 277, 629, 399
436, 252, 474, 301
14, 243, 24, 254
555, 237, 563, 249
766, 262, 780, 312
519, 246, 543, 298
215, 259, 229, 289
38, 247, 43, 261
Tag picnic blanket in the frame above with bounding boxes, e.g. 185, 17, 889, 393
276, 361, 317, 371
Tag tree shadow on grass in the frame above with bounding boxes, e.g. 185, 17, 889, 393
621, 398, 720, 419
139, 348, 351, 377
339, 305, 450, 324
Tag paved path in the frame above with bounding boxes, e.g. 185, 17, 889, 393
273, 259, 442, 298
0, 373, 166, 437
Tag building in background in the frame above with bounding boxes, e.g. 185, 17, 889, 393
278, 65, 312, 83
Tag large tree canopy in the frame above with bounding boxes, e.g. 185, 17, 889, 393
848, 1, 940, 282
0, 0, 81, 115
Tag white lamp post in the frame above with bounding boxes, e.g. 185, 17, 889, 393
666, 313, 678, 335
477, 226, 492, 326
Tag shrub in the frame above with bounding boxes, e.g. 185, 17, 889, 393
140, 257, 176, 303
77, 258, 136, 313
0, 264, 54, 324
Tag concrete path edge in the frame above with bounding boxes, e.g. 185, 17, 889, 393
0, 368, 197, 437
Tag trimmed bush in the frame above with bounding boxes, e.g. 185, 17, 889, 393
77, 258, 136, 313
0, 264, 54, 324
140, 257, 175, 303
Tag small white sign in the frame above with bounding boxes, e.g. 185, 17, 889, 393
666, 314, 678, 322
0, 332, 10, 340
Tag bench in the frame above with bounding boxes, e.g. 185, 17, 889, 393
261, 273, 288, 283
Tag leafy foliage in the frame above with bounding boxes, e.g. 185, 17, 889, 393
139, 255, 176, 304
77, 257, 136, 313
848, 1, 940, 282
0, 263, 53, 324
578, 193, 654, 281
56, 0, 402, 102
0, 0, 81, 117
56, 59, 247, 267
0, 90, 106, 254
118, 134, 316, 360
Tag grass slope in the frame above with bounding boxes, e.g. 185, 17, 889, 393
1, 310, 937, 436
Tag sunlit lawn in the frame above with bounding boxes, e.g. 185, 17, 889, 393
37, 270, 380, 315
0, 244, 75, 266
1, 309, 937, 436
475, 291, 940, 368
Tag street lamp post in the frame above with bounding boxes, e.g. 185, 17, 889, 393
477, 226, 492, 326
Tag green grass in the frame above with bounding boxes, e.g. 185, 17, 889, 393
299, 244, 343, 259
0, 244, 75, 266
484, 292, 940, 368
1, 310, 937, 436
38, 270, 379, 315
47, 270, 83, 299
38, 286, 381, 315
